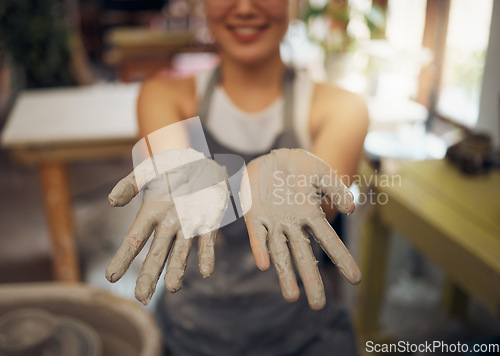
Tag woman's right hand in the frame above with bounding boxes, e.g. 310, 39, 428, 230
105, 149, 230, 305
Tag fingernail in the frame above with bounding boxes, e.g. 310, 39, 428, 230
106, 272, 115, 283
283, 279, 299, 302
257, 252, 270, 271
200, 264, 213, 278
346, 203, 355, 216
136, 290, 152, 306
165, 275, 182, 292
108, 196, 117, 207
309, 295, 326, 311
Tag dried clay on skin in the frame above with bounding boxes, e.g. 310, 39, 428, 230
106, 149, 229, 305
241, 148, 361, 310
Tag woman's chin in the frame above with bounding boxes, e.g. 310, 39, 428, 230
222, 47, 279, 66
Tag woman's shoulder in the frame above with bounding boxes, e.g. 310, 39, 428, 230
309, 81, 369, 134
313, 81, 366, 110
138, 75, 198, 119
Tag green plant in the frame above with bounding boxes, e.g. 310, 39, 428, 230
450, 48, 486, 100
301, 0, 386, 55
0, 0, 74, 88
302, 0, 352, 54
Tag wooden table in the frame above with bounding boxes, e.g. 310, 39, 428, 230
104, 27, 216, 82
1, 84, 139, 281
354, 159, 500, 340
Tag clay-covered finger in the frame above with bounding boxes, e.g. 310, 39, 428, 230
296, 150, 354, 215
245, 219, 270, 271
306, 217, 361, 285
108, 171, 139, 207
241, 160, 270, 271
268, 229, 300, 302
164, 233, 193, 292
318, 172, 355, 215
135, 226, 176, 305
286, 226, 326, 310
106, 205, 156, 283
198, 230, 217, 278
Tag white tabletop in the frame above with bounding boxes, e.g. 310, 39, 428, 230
367, 97, 428, 124
1, 83, 140, 147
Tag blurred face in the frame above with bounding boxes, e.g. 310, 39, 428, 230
204, 0, 289, 65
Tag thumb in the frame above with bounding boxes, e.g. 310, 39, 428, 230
318, 168, 355, 215
304, 151, 354, 215
108, 171, 138, 207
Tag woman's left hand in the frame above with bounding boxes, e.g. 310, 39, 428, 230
240, 148, 361, 310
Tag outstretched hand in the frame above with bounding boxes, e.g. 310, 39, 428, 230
240, 148, 361, 310
106, 149, 229, 305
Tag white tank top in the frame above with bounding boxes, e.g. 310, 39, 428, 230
194, 69, 314, 154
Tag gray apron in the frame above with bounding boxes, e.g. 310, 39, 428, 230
156, 67, 357, 356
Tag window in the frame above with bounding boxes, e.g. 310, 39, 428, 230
437, 0, 493, 127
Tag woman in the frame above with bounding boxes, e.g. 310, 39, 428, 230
111, 0, 369, 354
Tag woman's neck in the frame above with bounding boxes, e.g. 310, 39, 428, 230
219, 51, 285, 113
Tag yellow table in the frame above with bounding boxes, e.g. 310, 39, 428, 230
354, 159, 500, 340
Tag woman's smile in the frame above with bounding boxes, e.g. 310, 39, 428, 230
227, 23, 270, 43
205, 0, 288, 64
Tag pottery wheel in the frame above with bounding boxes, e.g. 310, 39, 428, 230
42, 316, 101, 356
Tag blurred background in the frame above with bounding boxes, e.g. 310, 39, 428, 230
0, 0, 499, 355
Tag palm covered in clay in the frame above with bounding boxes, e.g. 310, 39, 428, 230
106, 149, 229, 305
241, 148, 361, 310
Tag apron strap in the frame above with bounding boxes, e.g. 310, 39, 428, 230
198, 66, 221, 124
282, 66, 295, 131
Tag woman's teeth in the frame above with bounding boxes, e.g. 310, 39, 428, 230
233, 27, 260, 35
